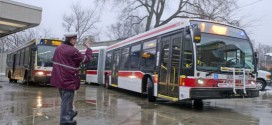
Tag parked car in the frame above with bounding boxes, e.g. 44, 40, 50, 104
256, 70, 271, 91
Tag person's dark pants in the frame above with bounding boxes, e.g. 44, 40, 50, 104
59, 89, 76, 123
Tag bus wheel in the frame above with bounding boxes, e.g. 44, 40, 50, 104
147, 78, 156, 102
105, 74, 110, 89
256, 79, 266, 91
23, 71, 29, 85
193, 99, 203, 110
8, 71, 12, 83
13, 80, 17, 83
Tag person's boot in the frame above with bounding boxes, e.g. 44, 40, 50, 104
72, 111, 78, 119
60, 120, 77, 125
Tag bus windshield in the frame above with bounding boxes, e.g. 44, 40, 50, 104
37, 45, 56, 67
196, 33, 254, 71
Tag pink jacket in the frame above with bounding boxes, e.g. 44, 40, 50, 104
50, 44, 92, 90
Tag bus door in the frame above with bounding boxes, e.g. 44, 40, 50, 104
111, 50, 121, 86
158, 33, 182, 98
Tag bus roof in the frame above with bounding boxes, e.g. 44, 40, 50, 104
106, 18, 244, 51
79, 46, 107, 54
7, 39, 36, 54
7, 38, 63, 54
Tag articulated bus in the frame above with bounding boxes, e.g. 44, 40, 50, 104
104, 18, 259, 107
6, 39, 63, 85
79, 46, 107, 84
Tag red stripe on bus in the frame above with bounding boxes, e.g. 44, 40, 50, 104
104, 70, 112, 75
152, 75, 158, 84
92, 50, 99, 53
107, 23, 179, 50
86, 70, 98, 75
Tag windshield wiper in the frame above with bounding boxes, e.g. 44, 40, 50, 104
206, 67, 221, 77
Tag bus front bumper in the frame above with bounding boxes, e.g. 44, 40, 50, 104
34, 76, 51, 85
190, 88, 259, 99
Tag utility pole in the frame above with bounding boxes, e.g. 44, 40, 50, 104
0, 40, 3, 82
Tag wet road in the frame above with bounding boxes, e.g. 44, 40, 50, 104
0, 80, 272, 125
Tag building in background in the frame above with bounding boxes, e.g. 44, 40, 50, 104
0, 0, 42, 76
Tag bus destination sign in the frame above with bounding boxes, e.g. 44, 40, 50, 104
40, 39, 63, 46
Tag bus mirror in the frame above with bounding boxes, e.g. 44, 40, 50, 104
32, 46, 37, 51
24, 64, 29, 68
254, 52, 258, 64
185, 34, 191, 41
193, 28, 201, 43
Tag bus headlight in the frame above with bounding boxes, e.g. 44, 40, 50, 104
266, 75, 271, 80
197, 79, 204, 85
36, 71, 44, 76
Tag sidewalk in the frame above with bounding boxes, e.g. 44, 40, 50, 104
0, 73, 8, 83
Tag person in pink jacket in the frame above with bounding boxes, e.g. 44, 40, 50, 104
51, 32, 92, 125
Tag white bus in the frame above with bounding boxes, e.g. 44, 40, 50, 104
80, 46, 107, 85
6, 39, 63, 85
103, 18, 259, 108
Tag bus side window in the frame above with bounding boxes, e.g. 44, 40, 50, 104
24, 47, 30, 65
182, 36, 193, 68
105, 52, 112, 70
6, 54, 10, 65
130, 44, 141, 69
120, 47, 130, 70
87, 53, 98, 70
141, 39, 157, 69
20, 49, 25, 66
16, 51, 20, 66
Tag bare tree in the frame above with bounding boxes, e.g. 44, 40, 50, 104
62, 2, 100, 43
255, 43, 272, 69
98, 0, 238, 35
0, 27, 54, 52
188, 0, 238, 24
106, 14, 145, 40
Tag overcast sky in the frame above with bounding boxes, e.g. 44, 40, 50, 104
13, 0, 271, 45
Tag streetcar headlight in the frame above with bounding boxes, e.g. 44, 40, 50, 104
197, 79, 204, 85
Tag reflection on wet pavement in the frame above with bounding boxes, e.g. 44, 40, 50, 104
0, 82, 272, 125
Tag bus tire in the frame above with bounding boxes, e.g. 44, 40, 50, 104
13, 80, 17, 83
23, 70, 29, 85
147, 78, 156, 102
256, 79, 266, 91
8, 71, 11, 78
8, 71, 12, 83
193, 99, 203, 110
104, 74, 110, 89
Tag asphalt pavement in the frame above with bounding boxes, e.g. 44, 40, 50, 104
0, 79, 272, 125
